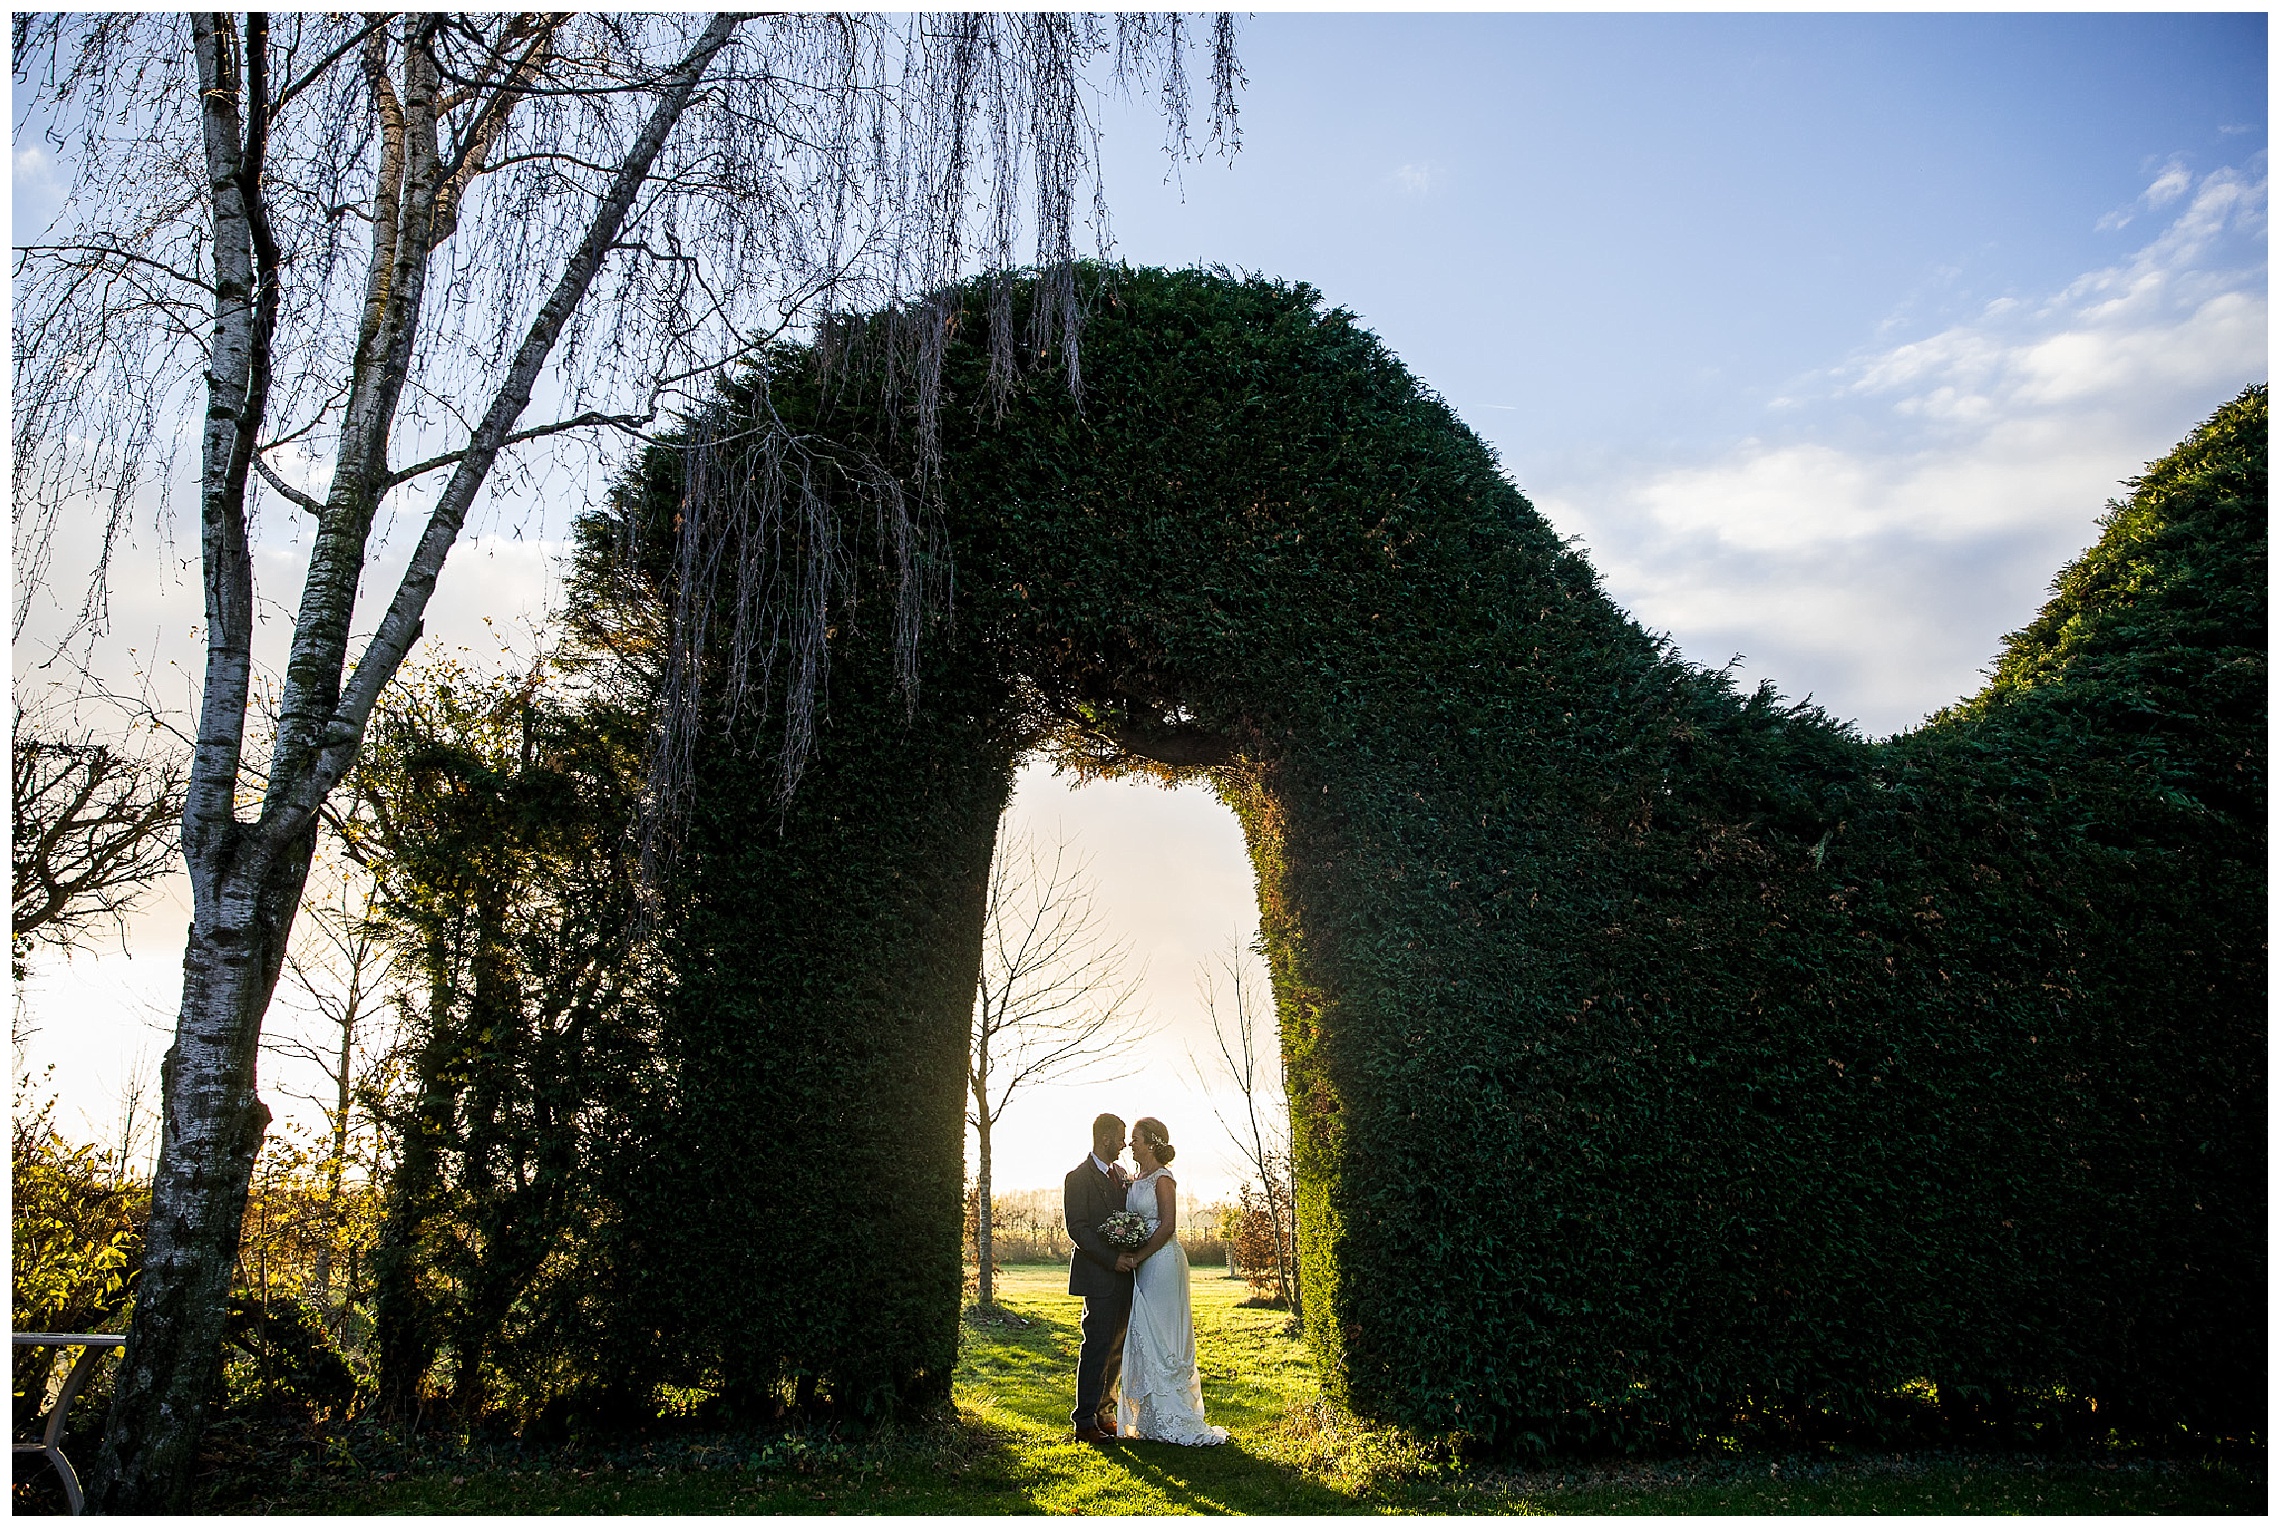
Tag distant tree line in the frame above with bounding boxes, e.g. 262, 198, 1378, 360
964, 1185, 1232, 1272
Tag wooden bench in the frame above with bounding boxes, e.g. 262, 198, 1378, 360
12, 1333, 124, 1515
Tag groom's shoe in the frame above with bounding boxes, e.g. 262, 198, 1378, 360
1073, 1421, 1113, 1444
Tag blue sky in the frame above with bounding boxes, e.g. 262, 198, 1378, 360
1005, 11, 2268, 1194
1084, 11, 2266, 731
14, 13, 2268, 1198
1140, 13, 2261, 458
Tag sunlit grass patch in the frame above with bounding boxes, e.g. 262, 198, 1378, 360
197, 1257, 2263, 1515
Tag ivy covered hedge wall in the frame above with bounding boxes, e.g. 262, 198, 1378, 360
614, 267, 2262, 1446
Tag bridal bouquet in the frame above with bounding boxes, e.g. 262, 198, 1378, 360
1100, 1210, 1151, 1250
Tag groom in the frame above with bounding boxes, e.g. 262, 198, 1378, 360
1064, 1112, 1134, 1442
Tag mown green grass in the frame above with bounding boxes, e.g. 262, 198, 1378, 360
262, 1263, 2261, 1515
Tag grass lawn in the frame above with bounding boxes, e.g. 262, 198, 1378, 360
239, 1262, 2260, 1515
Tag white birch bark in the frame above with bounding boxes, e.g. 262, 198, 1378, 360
91, 16, 746, 1511
89, 17, 282, 1509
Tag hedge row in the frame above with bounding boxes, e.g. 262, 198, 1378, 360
605, 268, 2262, 1445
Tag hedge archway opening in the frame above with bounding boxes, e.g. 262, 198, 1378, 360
588, 268, 2262, 1449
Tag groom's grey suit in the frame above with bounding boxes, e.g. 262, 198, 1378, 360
1065, 1155, 1134, 1431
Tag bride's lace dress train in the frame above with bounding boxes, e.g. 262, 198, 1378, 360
1116, 1168, 1229, 1446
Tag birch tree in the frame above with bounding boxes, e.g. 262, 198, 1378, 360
1193, 944, 1301, 1317
969, 828, 1152, 1308
11, 13, 1238, 1508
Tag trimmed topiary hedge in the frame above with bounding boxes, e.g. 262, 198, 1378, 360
577, 525, 1018, 1421
604, 268, 2262, 1446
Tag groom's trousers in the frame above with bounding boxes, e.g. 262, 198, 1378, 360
1073, 1285, 1134, 1428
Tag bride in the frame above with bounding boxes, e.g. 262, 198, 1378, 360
1113, 1117, 1230, 1445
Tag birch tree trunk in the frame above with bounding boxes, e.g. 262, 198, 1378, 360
89, 16, 745, 1509
85, 18, 290, 1508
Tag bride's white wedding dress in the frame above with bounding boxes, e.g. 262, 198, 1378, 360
1116, 1167, 1229, 1446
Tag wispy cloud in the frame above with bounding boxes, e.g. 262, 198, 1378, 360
2143, 157, 2194, 208
1536, 162, 2267, 736
2096, 153, 2199, 230
1392, 162, 1439, 197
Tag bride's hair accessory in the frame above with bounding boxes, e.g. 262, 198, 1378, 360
1134, 1116, 1176, 1165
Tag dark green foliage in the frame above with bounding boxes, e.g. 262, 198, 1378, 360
604, 270, 2261, 1450
553, 400, 1020, 1421
348, 670, 653, 1422
220, 1296, 358, 1421
606, 626, 1015, 1423
1952, 384, 2265, 822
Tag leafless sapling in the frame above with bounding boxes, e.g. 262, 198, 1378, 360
1192, 943, 1301, 1317
263, 859, 398, 1326
969, 827, 1155, 1307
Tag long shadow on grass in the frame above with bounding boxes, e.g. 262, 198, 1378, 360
961, 1291, 1360, 1514
1084, 1436, 1361, 1515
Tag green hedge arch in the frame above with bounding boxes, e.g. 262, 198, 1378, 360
602, 268, 2263, 1447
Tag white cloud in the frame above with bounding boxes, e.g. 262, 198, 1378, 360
1393, 162, 1438, 197
2143, 157, 2193, 208
2066, 167, 2258, 304
2093, 154, 2238, 234
1535, 164, 2267, 737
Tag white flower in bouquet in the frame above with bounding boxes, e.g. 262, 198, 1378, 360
1101, 1210, 1151, 1249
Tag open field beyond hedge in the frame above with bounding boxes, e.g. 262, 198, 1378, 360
158, 1262, 2261, 1516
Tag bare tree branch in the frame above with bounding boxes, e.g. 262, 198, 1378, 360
13, 242, 218, 294
270, 15, 396, 112
252, 455, 325, 515
382, 409, 657, 489
10, 703, 189, 977
967, 823, 1156, 1305
1190, 942, 1301, 1316
264, 861, 397, 1182
971, 830, 1154, 1125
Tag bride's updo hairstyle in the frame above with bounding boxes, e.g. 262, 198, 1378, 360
1134, 1117, 1176, 1165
